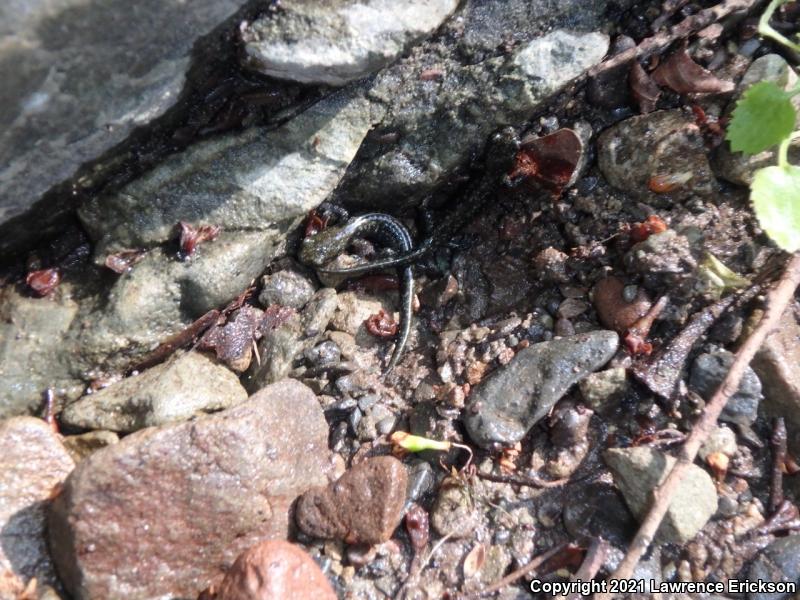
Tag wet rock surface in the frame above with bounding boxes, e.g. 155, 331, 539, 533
463, 331, 618, 448
61, 351, 248, 432
295, 456, 407, 545
79, 88, 375, 260
604, 446, 717, 544
0, 286, 82, 418
0, 417, 74, 598
0, 0, 248, 250
49, 380, 331, 600
213, 540, 336, 600
241, 0, 459, 85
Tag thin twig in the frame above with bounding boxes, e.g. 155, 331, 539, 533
564, 539, 609, 600
475, 470, 571, 489
595, 253, 800, 599
588, 0, 761, 79
770, 417, 788, 514
479, 542, 568, 596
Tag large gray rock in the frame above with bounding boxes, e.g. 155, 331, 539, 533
714, 54, 800, 186
0, 286, 83, 418
335, 28, 610, 210
49, 379, 332, 600
241, 0, 459, 85
0, 0, 248, 250
68, 231, 277, 373
747, 535, 800, 600
604, 446, 717, 544
0, 417, 74, 598
61, 351, 248, 433
78, 88, 376, 260
689, 349, 762, 428
463, 331, 618, 448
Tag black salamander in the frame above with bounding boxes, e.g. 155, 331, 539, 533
300, 212, 414, 373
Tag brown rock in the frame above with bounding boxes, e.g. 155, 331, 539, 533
592, 276, 652, 333
295, 456, 407, 545
214, 540, 335, 600
48, 380, 331, 600
752, 306, 800, 456
0, 417, 74, 598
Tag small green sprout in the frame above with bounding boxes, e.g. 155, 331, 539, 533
389, 431, 474, 470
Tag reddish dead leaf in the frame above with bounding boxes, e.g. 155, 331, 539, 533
260, 304, 296, 333
104, 249, 146, 273
404, 503, 429, 554
629, 62, 661, 113
198, 305, 265, 372
26, 268, 60, 296
648, 172, 693, 194
304, 209, 329, 238
463, 543, 486, 579
509, 129, 583, 195
706, 451, 730, 480
365, 309, 398, 338
630, 215, 668, 242
652, 48, 734, 94
691, 104, 726, 147
178, 221, 220, 259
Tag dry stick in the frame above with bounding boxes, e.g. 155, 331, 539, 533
480, 541, 569, 597
587, 0, 760, 78
595, 252, 800, 600
475, 470, 571, 489
564, 539, 610, 600
769, 417, 788, 514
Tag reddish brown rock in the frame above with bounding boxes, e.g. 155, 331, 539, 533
0, 417, 74, 598
592, 276, 652, 333
48, 380, 331, 600
752, 306, 800, 456
296, 456, 407, 545
214, 540, 336, 600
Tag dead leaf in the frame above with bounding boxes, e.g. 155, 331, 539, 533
629, 62, 661, 113
509, 129, 583, 194
178, 221, 221, 259
463, 543, 486, 579
198, 305, 265, 372
652, 49, 734, 94
104, 249, 147, 273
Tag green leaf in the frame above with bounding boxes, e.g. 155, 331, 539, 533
751, 165, 800, 252
726, 82, 797, 155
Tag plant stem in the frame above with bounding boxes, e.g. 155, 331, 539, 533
778, 137, 791, 168
758, 0, 800, 52
594, 252, 800, 600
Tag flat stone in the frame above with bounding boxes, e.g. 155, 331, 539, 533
336, 28, 609, 211
430, 482, 480, 539
598, 109, 716, 204
295, 456, 407, 545
0, 286, 82, 418
61, 351, 248, 433
463, 331, 618, 448
214, 540, 336, 600
241, 0, 459, 85
752, 306, 800, 457
48, 380, 332, 600
78, 88, 375, 260
713, 54, 800, 186
604, 446, 717, 544
690, 349, 761, 428
578, 367, 629, 414
0, 0, 247, 250
0, 417, 74, 598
